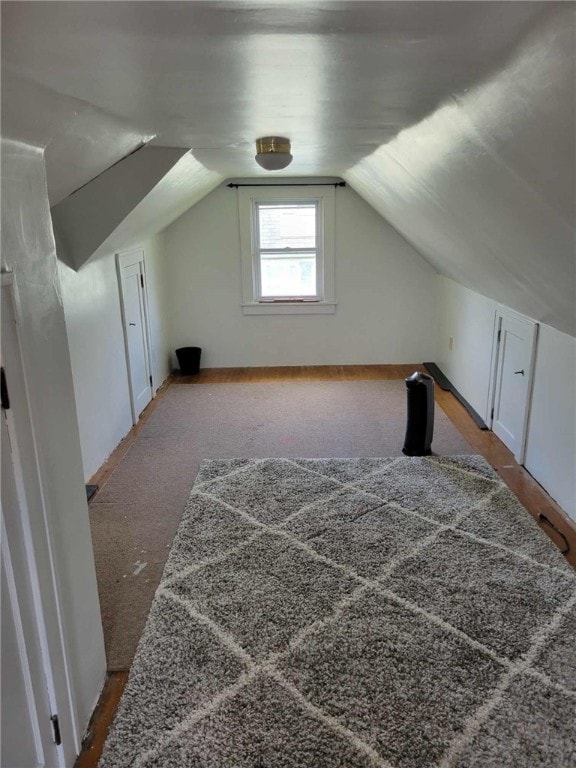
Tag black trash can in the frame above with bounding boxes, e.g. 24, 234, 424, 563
176, 347, 202, 376
402, 372, 434, 456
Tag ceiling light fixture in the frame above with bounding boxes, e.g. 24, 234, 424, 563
255, 136, 293, 171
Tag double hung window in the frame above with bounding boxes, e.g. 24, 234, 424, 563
239, 185, 336, 315
255, 201, 319, 301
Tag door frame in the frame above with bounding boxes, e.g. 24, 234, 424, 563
1, 272, 75, 766
486, 305, 538, 464
116, 248, 154, 425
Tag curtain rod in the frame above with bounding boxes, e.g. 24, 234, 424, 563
227, 182, 346, 189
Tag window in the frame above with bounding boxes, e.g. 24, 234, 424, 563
239, 185, 336, 315
257, 202, 318, 300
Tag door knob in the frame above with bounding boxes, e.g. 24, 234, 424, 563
514, 369, 524, 376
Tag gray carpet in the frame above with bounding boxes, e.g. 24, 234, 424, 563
89, 380, 472, 669
100, 456, 576, 768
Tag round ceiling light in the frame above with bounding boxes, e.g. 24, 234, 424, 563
255, 136, 293, 171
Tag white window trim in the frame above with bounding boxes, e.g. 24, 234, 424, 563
239, 185, 336, 315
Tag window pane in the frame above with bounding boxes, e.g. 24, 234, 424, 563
258, 204, 316, 249
260, 252, 316, 297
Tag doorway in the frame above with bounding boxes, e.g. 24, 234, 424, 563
116, 249, 154, 424
1, 277, 68, 767
488, 308, 538, 463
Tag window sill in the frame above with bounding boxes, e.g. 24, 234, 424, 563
242, 302, 337, 315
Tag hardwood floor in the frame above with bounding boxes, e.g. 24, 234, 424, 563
73, 673, 129, 768
75, 364, 575, 768
175, 364, 423, 383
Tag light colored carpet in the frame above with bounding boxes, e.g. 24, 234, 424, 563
100, 456, 576, 768
90, 380, 473, 670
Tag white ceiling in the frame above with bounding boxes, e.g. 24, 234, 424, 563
2, 1, 546, 191
2, 1, 574, 335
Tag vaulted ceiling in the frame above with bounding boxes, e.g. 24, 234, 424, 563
2, 2, 574, 334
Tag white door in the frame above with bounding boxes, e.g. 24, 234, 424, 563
1, 282, 64, 767
117, 251, 153, 422
490, 310, 538, 462
1, 433, 61, 767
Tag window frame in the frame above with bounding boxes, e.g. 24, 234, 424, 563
239, 185, 337, 315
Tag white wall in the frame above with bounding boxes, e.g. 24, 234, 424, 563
436, 276, 576, 520
59, 234, 171, 481
164, 182, 438, 367
58, 252, 133, 481
436, 277, 496, 419
1, 139, 106, 760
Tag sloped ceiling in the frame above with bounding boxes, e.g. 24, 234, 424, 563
346, 5, 575, 336
87, 152, 221, 263
52, 146, 190, 269
1, 2, 573, 333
